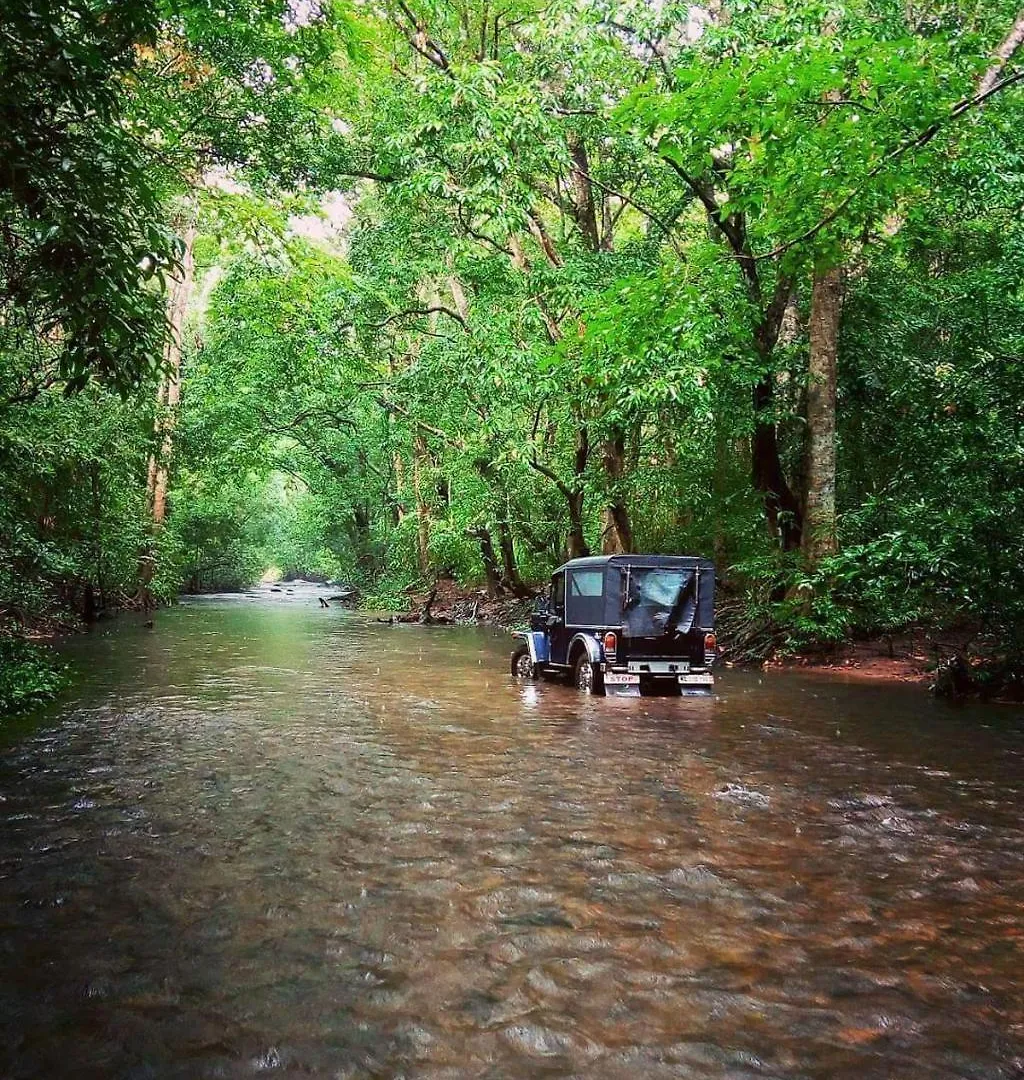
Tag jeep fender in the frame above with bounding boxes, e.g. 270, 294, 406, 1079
519, 631, 550, 665
567, 633, 602, 667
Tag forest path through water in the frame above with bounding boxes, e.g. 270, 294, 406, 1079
1, 589, 1023, 1078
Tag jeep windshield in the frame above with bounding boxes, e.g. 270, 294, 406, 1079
622, 567, 697, 638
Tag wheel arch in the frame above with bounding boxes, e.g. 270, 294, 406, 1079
568, 633, 602, 667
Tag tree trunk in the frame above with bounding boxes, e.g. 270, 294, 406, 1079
600, 190, 613, 251
600, 434, 634, 554
678, 171, 803, 551
147, 219, 196, 526
393, 452, 407, 524
802, 263, 843, 565
751, 385, 803, 550
497, 520, 531, 597
566, 495, 589, 559
712, 415, 730, 567
567, 133, 601, 253
139, 216, 196, 603
600, 505, 634, 554
352, 503, 371, 546
472, 527, 503, 597
567, 423, 591, 558
412, 434, 432, 574
470, 455, 530, 597
526, 212, 563, 268
448, 275, 470, 320
90, 462, 105, 615
748, 278, 804, 551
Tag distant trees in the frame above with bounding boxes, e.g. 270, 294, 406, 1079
0, 0, 346, 656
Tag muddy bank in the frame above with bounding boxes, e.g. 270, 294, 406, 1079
767, 629, 1023, 701
769, 636, 934, 684
373, 578, 533, 629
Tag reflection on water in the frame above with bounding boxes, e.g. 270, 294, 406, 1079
1, 592, 1023, 1078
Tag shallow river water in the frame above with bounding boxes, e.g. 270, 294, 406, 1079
1, 589, 1023, 1079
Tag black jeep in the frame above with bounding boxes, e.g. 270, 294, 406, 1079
510, 555, 716, 696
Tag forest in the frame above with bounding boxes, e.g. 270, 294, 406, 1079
2, 0, 1024, 709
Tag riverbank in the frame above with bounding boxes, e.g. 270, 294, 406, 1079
383, 580, 1020, 699
771, 635, 937, 684
370, 578, 534, 629
768, 629, 1024, 700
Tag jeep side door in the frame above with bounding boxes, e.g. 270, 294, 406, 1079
547, 571, 571, 666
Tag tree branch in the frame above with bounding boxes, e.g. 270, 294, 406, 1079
527, 454, 575, 501
979, 9, 1024, 95
375, 396, 466, 449
392, 0, 453, 74
370, 305, 469, 332
753, 69, 1024, 261
572, 164, 684, 256
526, 209, 564, 267
455, 207, 514, 256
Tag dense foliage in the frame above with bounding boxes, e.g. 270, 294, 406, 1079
2, 0, 1024, 710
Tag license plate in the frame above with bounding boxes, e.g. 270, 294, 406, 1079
605, 673, 640, 685
679, 673, 714, 685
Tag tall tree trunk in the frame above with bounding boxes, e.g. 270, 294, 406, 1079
712, 414, 731, 567
448, 275, 470, 320
393, 452, 407, 523
352, 503, 371, 545
527, 423, 591, 558
566, 424, 591, 558
412, 434, 432, 574
497, 520, 531, 597
567, 133, 601, 253
471, 456, 529, 596
472, 527, 503, 597
147, 219, 196, 526
139, 217, 196, 603
802, 263, 843, 565
600, 433, 634, 554
751, 383, 803, 551
600, 190, 613, 251
750, 279, 804, 551
674, 169, 803, 549
566, 491, 589, 559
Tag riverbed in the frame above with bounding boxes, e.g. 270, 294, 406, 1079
1, 591, 1022, 1077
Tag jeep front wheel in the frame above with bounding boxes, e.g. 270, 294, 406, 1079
510, 644, 539, 679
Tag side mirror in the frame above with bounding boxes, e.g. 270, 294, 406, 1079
534, 593, 550, 616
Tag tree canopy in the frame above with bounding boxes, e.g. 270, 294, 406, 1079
3, 0, 1024, 705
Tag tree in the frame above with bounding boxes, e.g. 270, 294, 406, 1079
803, 263, 843, 564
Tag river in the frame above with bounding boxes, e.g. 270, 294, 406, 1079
1, 587, 1022, 1078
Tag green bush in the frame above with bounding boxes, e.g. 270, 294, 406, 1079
0, 637, 66, 717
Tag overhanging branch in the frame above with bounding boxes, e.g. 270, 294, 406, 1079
370, 305, 469, 332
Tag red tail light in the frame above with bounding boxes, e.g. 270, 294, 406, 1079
704, 633, 717, 654
603, 631, 617, 656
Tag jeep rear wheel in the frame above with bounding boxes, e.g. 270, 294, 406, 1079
573, 652, 604, 696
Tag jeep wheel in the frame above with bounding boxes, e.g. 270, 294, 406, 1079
510, 644, 539, 680
573, 652, 604, 696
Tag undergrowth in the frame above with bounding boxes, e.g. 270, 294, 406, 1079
0, 636, 66, 718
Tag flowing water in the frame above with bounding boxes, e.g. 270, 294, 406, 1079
1, 586, 1023, 1079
